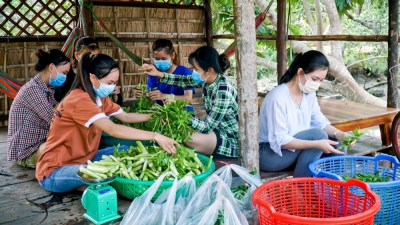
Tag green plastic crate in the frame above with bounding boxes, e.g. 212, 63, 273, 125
110, 154, 215, 200
99, 131, 151, 149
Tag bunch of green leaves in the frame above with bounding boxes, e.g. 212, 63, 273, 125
215, 210, 225, 225
342, 171, 390, 183
339, 128, 364, 151
230, 184, 249, 200
146, 99, 195, 143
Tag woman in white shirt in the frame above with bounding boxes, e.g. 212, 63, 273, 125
258, 50, 356, 177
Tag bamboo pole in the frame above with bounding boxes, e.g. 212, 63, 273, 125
213, 34, 390, 42
23, 42, 29, 83
81, 0, 94, 36
4, 46, 8, 115
276, 0, 287, 82
387, 0, 398, 108
203, 0, 213, 47
234, 0, 259, 170
175, 9, 183, 64
112, 6, 126, 103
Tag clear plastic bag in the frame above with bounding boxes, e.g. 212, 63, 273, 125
120, 172, 178, 225
176, 174, 248, 225
213, 163, 263, 218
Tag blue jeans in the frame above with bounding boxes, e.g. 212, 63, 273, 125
38, 145, 129, 193
260, 128, 332, 177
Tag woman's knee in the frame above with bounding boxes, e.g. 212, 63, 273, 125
296, 128, 328, 141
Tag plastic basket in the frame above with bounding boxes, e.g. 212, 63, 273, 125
99, 131, 151, 149
252, 178, 381, 225
111, 153, 215, 200
309, 154, 400, 225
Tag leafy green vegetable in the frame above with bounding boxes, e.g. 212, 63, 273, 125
146, 99, 195, 143
342, 171, 390, 183
339, 128, 364, 151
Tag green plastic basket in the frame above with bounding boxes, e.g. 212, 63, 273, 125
99, 131, 151, 149
110, 154, 215, 200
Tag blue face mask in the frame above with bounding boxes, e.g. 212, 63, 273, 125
49, 67, 67, 87
93, 78, 116, 98
192, 69, 209, 85
154, 59, 172, 71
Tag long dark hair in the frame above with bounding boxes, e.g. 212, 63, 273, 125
188, 46, 230, 73
71, 36, 100, 69
71, 53, 118, 103
34, 49, 70, 72
280, 50, 329, 84
152, 39, 179, 65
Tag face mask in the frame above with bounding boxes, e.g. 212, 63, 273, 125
49, 66, 67, 87
93, 77, 116, 98
192, 69, 209, 85
298, 73, 321, 93
154, 59, 172, 71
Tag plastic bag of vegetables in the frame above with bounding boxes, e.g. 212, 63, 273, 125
121, 172, 178, 225
176, 175, 248, 225
213, 163, 262, 218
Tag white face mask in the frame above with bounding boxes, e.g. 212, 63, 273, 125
298, 73, 320, 93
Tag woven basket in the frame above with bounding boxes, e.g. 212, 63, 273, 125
111, 153, 214, 200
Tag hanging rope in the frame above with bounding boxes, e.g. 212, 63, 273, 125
223, 0, 274, 57
78, 0, 144, 66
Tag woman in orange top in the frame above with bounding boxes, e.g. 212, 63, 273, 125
36, 53, 178, 193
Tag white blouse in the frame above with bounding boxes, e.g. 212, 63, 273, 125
259, 83, 330, 156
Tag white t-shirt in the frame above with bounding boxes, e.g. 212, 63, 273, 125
259, 83, 330, 156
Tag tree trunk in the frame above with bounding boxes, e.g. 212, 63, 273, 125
314, 0, 325, 52
302, 0, 317, 34
255, 0, 387, 106
387, 0, 399, 108
81, 0, 94, 37
324, 0, 343, 61
233, 0, 259, 170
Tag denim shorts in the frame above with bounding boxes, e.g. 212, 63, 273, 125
38, 145, 129, 193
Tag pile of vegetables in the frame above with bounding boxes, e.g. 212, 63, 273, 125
339, 128, 364, 151
79, 142, 213, 181
342, 171, 390, 182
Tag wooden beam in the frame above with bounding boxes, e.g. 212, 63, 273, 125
203, 0, 213, 46
387, 0, 399, 108
233, 0, 259, 170
0, 36, 206, 43
213, 34, 389, 42
92, 0, 203, 10
276, 0, 287, 83
81, 0, 94, 36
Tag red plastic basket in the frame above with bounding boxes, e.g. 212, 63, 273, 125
252, 178, 381, 225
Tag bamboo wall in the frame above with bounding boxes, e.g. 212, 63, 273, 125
0, 3, 206, 126
93, 5, 206, 101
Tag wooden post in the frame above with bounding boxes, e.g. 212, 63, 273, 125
81, 0, 94, 36
233, 0, 259, 171
112, 6, 125, 103
203, 0, 213, 47
276, 0, 287, 83
388, 0, 399, 108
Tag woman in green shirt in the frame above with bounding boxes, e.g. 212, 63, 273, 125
139, 46, 238, 158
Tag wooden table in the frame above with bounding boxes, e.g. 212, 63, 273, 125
258, 97, 400, 146
318, 98, 400, 146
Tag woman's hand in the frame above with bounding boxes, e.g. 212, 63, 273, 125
316, 139, 345, 155
112, 86, 120, 95
133, 87, 142, 98
153, 132, 179, 154
138, 64, 164, 78
336, 131, 357, 148
147, 90, 166, 101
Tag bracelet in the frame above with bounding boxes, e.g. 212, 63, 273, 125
152, 132, 156, 142
333, 130, 341, 139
